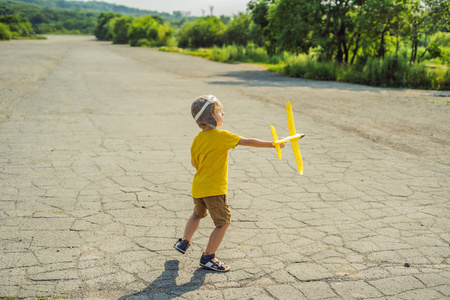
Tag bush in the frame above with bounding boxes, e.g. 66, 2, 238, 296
284, 55, 338, 81
135, 38, 152, 47
112, 16, 133, 44
441, 49, 450, 64
0, 23, 12, 40
94, 12, 120, 41
103, 18, 116, 41
245, 44, 270, 62
361, 56, 409, 87
430, 32, 450, 48
129, 16, 173, 47
156, 23, 174, 46
427, 43, 442, 59
343, 55, 446, 89
283, 53, 445, 90
432, 68, 450, 90
177, 17, 225, 48
0, 15, 33, 38
224, 13, 251, 46
210, 46, 231, 62
406, 64, 431, 89
35, 23, 56, 34
209, 44, 282, 64
362, 57, 382, 86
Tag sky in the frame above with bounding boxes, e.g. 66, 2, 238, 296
91, 0, 251, 17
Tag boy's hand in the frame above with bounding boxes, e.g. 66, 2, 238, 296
238, 137, 286, 148
278, 138, 286, 149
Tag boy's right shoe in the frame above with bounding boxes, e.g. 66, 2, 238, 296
173, 238, 190, 254
199, 253, 230, 272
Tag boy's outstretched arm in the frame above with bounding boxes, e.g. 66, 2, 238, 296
238, 138, 286, 148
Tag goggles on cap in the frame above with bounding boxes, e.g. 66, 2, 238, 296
194, 95, 218, 122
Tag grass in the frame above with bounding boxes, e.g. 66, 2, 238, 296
0, 35, 47, 41
286, 55, 450, 90
15, 35, 47, 40
425, 98, 450, 105
43, 30, 91, 36
159, 46, 212, 58
159, 44, 450, 90
262, 62, 286, 73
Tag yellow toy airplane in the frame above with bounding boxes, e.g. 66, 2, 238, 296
270, 102, 305, 174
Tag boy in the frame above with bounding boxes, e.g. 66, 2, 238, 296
174, 95, 285, 272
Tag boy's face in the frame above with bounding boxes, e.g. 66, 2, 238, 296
213, 105, 224, 127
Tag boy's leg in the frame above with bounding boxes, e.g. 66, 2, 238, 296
174, 213, 201, 254
203, 195, 231, 255
205, 223, 229, 255
183, 213, 201, 243
200, 223, 231, 272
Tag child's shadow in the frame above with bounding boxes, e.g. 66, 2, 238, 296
119, 260, 210, 299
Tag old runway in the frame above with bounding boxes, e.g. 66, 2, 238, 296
1, 36, 449, 299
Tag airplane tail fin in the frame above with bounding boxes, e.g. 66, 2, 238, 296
270, 126, 282, 160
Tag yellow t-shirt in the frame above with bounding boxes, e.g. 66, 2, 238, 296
191, 129, 241, 198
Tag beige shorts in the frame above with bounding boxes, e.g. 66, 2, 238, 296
193, 194, 231, 227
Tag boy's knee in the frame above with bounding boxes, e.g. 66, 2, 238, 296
215, 221, 230, 228
193, 212, 206, 219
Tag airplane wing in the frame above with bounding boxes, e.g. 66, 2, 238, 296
270, 126, 282, 160
270, 101, 305, 174
287, 102, 303, 174
292, 139, 304, 175
286, 102, 296, 136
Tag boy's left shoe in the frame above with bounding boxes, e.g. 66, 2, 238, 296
174, 238, 190, 254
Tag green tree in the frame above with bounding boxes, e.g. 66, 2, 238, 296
268, 0, 320, 55
0, 3, 14, 15
247, 0, 276, 53
0, 15, 33, 37
0, 22, 12, 40
318, 0, 357, 64
150, 14, 164, 25
360, 0, 406, 59
405, 0, 450, 63
34, 23, 57, 33
112, 16, 133, 44
220, 15, 231, 25
94, 12, 120, 41
224, 13, 251, 46
29, 12, 50, 25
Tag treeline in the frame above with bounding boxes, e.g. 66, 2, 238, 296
2, 0, 449, 89
94, 13, 174, 47
0, 0, 98, 34
5, 0, 169, 18
95, 0, 449, 89
172, 0, 449, 65
0, 14, 34, 39
171, 0, 450, 90
247, 0, 449, 65
94, 13, 254, 48
0, 0, 176, 36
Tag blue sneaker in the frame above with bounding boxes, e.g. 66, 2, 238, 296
174, 238, 190, 254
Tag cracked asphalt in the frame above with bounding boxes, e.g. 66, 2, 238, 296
1, 35, 449, 299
